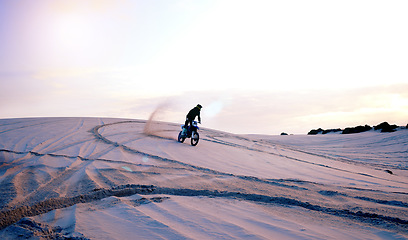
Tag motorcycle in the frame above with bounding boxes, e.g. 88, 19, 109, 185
178, 121, 200, 146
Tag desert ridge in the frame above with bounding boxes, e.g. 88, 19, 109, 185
0, 117, 407, 239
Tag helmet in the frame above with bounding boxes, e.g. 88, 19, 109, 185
196, 104, 203, 109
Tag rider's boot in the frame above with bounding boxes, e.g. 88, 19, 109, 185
182, 127, 187, 136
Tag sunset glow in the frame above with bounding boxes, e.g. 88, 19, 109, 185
1, 0, 407, 134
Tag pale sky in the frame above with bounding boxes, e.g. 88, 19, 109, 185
1, 0, 407, 134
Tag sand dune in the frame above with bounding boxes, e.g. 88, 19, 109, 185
0, 117, 407, 239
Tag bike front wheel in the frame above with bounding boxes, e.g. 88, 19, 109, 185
191, 131, 199, 146
178, 131, 185, 143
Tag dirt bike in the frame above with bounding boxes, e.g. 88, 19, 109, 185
178, 121, 200, 146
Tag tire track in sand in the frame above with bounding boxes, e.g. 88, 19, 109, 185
31, 118, 85, 154
1, 184, 407, 232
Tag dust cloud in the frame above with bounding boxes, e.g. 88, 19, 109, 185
143, 103, 177, 139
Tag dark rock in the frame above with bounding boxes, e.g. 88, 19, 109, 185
374, 122, 398, 132
385, 170, 393, 174
322, 128, 342, 134
308, 128, 323, 135
374, 122, 389, 130
381, 126, 398, 133
342, 125, 372, 134
280, 132, 288, 135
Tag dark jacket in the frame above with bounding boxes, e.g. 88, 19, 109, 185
187, 107, 201, 122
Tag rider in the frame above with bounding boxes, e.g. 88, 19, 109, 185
183, 104, 202, 134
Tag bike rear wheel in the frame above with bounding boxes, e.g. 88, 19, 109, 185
191, 131, 199, 146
